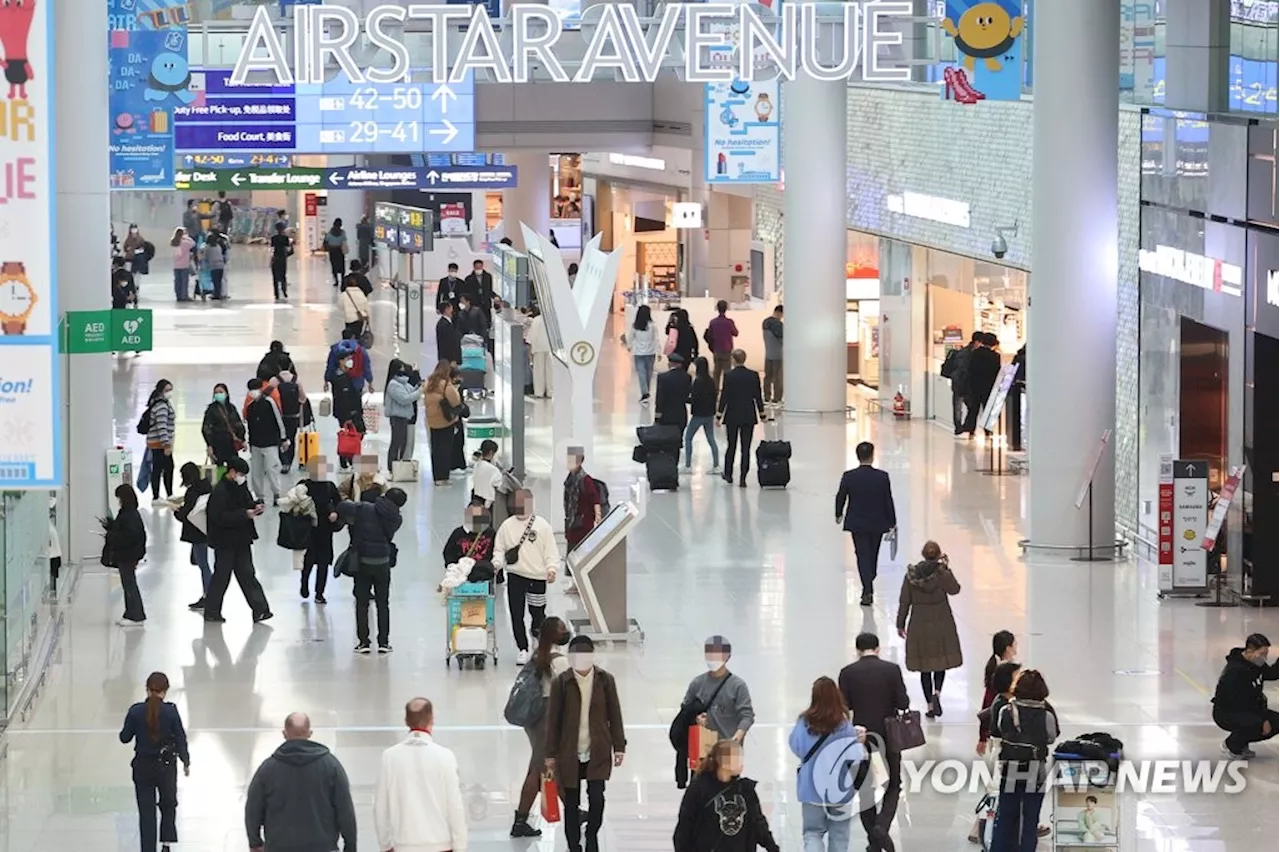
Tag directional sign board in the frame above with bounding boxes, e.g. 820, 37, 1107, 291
173, 69, 476, 154
179, 152, 293, 169
176, 164, 518, 192
173, 167, 326, 191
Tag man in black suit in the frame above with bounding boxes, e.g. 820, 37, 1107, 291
716, 349, 766, 487
463, 259, 494, 323
438, 262, 463, 310
835, 441, 897, 605
436, 301, 462, 365
653, 353, 692, 432
838, 632, 909, 852
962, 332, 1002, 436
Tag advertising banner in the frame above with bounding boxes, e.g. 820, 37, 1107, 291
939, 0, 1025, 103
704, 77, 780, 184
0, 0, 60, 487
108, 1, 190, 189
1171, 460, 1209, 590
1157, 454, 1175, 571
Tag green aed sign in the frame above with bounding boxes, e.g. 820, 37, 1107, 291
62, 309, 154, 354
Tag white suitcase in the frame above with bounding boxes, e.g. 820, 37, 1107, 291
391, 459, 419, 482
452, 626, 488, 654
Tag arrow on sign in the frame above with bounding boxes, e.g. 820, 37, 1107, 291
328, 172, 345, 187
431, 84, 457, 115
1184, 464, 1198, 476
184, 155, 193, 165
426, 170, 440, 185
430, 120, 458, 145
230, 173, 244, 187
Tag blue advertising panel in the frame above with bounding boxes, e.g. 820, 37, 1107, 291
327, 164, 518, 190
108, 2, 190, 189
704, 78, 780, 184
173, 70, 476, 154
938, 0, 1025, 103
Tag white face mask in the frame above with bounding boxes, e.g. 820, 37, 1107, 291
343, 359, 354, 369
162, 390, 172, 400
570, 653, 593, 673
248, 389, 262, 400
705, 657, 726, 672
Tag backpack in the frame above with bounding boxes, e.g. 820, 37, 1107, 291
941, 347, 960, 378
504, 658, 551, 728
591, 476, 611, 515
218, 200, 234, 225
136, 406, 152, 435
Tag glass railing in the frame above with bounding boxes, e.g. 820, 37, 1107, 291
1, 490, 56, 723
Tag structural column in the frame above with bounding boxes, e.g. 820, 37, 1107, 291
56, 0, 113, 562
782, 51, 847, 413
1026, 0, 1119, 548
502, 151, 551, 251
1164, 0, 1231, 113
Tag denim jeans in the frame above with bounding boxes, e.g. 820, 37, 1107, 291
990, 789, 1044, 852
801, 802, 851, 852
173, 268, 190, 301
191, 543, 211, 593
683, 415, 719, 468
633, 354, 656, 397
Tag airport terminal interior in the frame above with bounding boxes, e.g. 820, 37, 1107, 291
1, 2, 1279, 852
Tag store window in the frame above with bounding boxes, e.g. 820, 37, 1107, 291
846, 232, 881, 388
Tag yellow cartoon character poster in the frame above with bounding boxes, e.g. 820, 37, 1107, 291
939, 0, 1026, 103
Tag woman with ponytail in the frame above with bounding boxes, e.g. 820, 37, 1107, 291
119, 672, 190, 852
979, 630, 1018, 753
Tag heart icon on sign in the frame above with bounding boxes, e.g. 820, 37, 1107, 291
123, 319, 140, 334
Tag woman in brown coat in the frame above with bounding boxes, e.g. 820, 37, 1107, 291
422, 360, 463, 486
545, 635, 626, 852
897, 540, 962, 719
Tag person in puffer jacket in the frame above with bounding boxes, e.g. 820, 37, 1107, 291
338, 487, 406, 654
145, 379, 177, 501
991, 669, 1059, 852
383, 358, 422, 472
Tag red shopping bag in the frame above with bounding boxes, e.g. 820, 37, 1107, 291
337, 422, 363, 457
688, 723, 718, 772
541, 773, 561, 823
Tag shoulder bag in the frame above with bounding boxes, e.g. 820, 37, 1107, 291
797, 730, 832, 776
883, 709, 926, 752
218, 405, 246, 452
503, 517, 537, 566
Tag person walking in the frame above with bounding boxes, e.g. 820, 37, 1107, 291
276, 369, 306, 474
202, 458, 274, 624
655, 353, 692, 431
494, 489, 561, 664
977, 631, 1018, 756
680, 635, 755, 744
169, 227, 195, 302
716, 349, 765, 488
704, 300, 739, 389
990, 670, 1059, 852
511, 616, 572, 838
119, 671, 190, 852
962, 332, 1002, 436
527, 306, 553, 398
245, 712, 357, 852
896, 540, 963, 718
106, 484, 148, 626
325, 219, 349, 287
674, 738, 779, 852
201, 232, 227, 300
838, 633, 909, 852
972, 660, 1030, 845
941, 332, 978, 435
384, 358, 421, 471
340, 273, 370, 340
438, 262, 463, 310
243, 378, 289, 506
269, 222, 292, 300
339, 486, 407, 654
423, 360, 463, 485
564, 448, 604, 555
257, 340, 298, 381
325, 330, 374, 394
761, 304, 784, 406
545, 635, 627, 852
144, 380, 177, 501
684, 356, 720, 474
1212, 633, 1278, 758
201, 383, 245, 472
624, 304, 659, 404
835, 442, 897, 606
356, 214, 375, 270
173, 462, 213, 612
375, 697, 469, 852
789, 676, 862, 852
294, 459, 341, 605
666, 308, 700, 368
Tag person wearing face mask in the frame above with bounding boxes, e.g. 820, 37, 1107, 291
545, 635, 627, 852
173, 462, 214, 612
443, 503, 497, 581
1212, 633, 1279, 758
143, 380, 177, 501
384, 358, 421, 473
201, 383, 246, 472
680, 636, 756, 748
202, 458, 274, 624
510, 616, 572, 838
339, 486, 407, 654
674, 739, 779, 852
105, 484, 148, 626
243, 378, 289, 506
494, 489, 561, 664
275, 370, 307, 474
122, 224, 146, 272
294, 457, 341, 605
325, 330, 374, 394
438, 262, 463, 311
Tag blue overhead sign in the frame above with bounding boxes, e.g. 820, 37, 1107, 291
173, 69, 477, 154
180, 152, 292, 169
326, 165, 518, 190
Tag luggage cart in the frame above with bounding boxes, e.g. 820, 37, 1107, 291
445, 581, 498, 669
459, 333, 488, 400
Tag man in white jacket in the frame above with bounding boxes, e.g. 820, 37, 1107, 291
375, 697, 467, 852
494, 489, 561, 664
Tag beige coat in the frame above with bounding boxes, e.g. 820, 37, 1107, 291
423, 382, 462, 430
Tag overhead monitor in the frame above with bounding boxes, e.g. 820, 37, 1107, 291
567, 503, 638, 571
526, 247, 570, 367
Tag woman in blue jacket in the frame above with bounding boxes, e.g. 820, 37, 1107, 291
119, 671, 190, 852
788, 676, 865, 852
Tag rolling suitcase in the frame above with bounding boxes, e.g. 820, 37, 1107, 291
756, 420, 791, 488
637, 424, 682, 451
645, 452, 679, 491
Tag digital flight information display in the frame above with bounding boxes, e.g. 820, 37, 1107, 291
173, 69, 476, 154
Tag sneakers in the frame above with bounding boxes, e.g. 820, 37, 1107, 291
253, 611, 274, 623
516, 649, 531, 665
1221, 741, 1254, 759
187, 597, 206, 611
314, 594, 327, 605
355, 642, 373, 654
378, 643, 394, 654
710, 465, 722, 475
117, 618, 145, 627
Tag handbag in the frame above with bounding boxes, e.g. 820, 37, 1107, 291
663, 327, 678, 356
503, 516, 537, 566
317, 395, 333, 418
219, 405, 246, 452
337, 422, 363, 457
540, 773, 561, 823
883, 709, 926, 752
277, 511, 313, 551
362, 400, 382, 433
135, 448, 153, 491
332, 545, 358, 579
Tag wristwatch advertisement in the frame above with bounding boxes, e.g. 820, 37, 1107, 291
0, 262, 38, 335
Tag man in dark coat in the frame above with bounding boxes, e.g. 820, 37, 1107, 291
653, 353, 692, 431
835, 441, 897, 606
715, 349, 765, 487
203, 458, 273, 623
961, 332, 1002, 436
339, 487, 406, 653
436, 301, 463, 365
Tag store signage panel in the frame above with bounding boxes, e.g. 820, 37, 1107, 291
108, 1, 190, 189
1138, 246, 1243, 296
1171, 459, 1209, 589
1156, 454, 1175, 574
704, 77, 780, 184
886, 192, 971, 228
0, 0, 61, 486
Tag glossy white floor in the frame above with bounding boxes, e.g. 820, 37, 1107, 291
2, 247, 1276, 852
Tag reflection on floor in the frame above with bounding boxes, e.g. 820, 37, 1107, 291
2, 248, 1276, 852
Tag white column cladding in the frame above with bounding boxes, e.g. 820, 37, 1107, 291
56, 0, 113, 562
781, 45, 847, 413
502, 151, 551, 251
1027, 0, 1120, 548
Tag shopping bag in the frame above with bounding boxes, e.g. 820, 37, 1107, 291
883, 710, 926, 751
135, 449, 153, 491
362, 401, 382, 433
540, 774, 561, 823
299, 429, 321, 465
687, 723, 718, 771
277, 512, 312, 551
391, 458, 419, 482
337, 423, 363, 457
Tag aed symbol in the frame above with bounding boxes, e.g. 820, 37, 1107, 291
121, 334, 143, 345
0, 100, 36, 144
86, 322, 107, 334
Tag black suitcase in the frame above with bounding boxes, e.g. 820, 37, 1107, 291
757, 457, 790, 488
646, 452, 680, 491
756, 439, 792, 461
637, 424, 682, 451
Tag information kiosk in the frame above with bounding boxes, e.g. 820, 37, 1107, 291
565, 482, 647, 644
